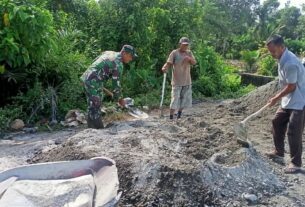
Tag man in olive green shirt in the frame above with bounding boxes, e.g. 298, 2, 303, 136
162, 37, 196, 119
80, 45, 137, 129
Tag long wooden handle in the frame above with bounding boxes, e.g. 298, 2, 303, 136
102, 87, 113, 97
241, 103, 270, 124
160, 73, 167, 108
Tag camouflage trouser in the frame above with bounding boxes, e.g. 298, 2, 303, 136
83, 78, 104, 128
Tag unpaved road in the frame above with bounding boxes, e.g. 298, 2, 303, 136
1, 81, 305, 207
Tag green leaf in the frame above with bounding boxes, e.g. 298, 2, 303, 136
0, 65, 5, 74
18, 11, 30, 22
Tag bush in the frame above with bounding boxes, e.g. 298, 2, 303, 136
257, 47, 277, 76
12, 81, 56, 124
0, 0, 55, 69
193, 76, 217, 97
240, 50, 259, 72
121, 64, 160, 97
0, 105, 24, 132
229, 34, 259, 59
285, 39, 305, 55
257, 55, 277, 76
57, 77, 87, 118
193, 42, 254, 98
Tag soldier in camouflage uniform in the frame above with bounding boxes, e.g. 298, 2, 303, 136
80, 45, 137, 129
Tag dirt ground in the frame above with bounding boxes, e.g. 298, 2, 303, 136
1, 81, 305, 206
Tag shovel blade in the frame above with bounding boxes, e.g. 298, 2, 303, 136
128, 107, 149, 119
234, 122, 250, 147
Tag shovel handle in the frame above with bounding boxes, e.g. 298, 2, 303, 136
160, 73, 167, 109
241, 103, 270, 124
102, 87, 113, 97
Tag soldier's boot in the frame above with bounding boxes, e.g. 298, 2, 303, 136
87, 116, 104, 129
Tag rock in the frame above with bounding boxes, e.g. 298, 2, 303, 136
67, 121, 79, 127
48, 140, 55, 145
54, 139, 62, 145
61, 109, 86, 127
23, 127, 38, 133
49, 120, 58, 125
248, 187, 254, 194
10, 119, 25, 130
199, 121, 207, 128
242, 193, 258, 204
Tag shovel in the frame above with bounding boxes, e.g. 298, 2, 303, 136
123, 98, 149, 119
102, 88, 148, 119
234, 103, 270, 147
160, 73, 167, 117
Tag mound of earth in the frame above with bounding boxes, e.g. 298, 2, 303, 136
3, 79, 305, 206
27, 80, 286, 207
229, 80, 279, 115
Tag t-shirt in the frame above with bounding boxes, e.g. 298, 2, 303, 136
278, 49, 305, 110
167, 49, 195, 86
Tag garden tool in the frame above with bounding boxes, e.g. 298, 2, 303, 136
123, 97, 149, 119
159, 73, 167, 117
102, 87, 148, 119
234, 103, 270, 147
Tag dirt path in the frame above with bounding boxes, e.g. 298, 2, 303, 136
1, 81, 305, 206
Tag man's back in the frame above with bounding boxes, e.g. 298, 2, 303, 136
278, 49, 305, 110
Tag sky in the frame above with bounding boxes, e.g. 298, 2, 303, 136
260, 0, 305, 9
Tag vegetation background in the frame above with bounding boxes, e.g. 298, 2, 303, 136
1, 0, 305, 131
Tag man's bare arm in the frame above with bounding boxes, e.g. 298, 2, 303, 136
162, 62, 172, 73
268, 83, 296, 106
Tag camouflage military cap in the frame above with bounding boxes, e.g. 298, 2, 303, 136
121, 45, 138, 59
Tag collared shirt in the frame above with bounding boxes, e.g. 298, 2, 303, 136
81, 51, 123, 99
278, 48, 305, 110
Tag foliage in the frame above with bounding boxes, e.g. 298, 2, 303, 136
0, 105, 24, 132
193, 42, 253, 97
3, 0, 305, 130
257, 47, 277, 76
228, 33, 258, 59
0, 0, 55, 69
276, 6, 301, 39
285, 38, 305, 55
240, 50, 259, 72
254, 0, 280, 42
12, 81, 57, 124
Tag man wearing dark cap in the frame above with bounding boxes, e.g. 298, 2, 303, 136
162, 37, 196, 120
80, 45, 137, 129
266, 34, 305, 173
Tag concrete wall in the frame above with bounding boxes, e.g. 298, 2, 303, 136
240, 73, 275, 86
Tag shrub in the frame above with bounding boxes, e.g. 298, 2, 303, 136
240, 50, 259, 72
285, 39, 305, 55
0, 105, 24, 132
193, 76, 217, 97
0, 0, 55, 69
257, 47, 277, 76
257, 55, 277, 76
12, 81, 56, 124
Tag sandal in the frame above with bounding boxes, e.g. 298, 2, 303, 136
284, 163, 301, 174
265, 151, 285, 165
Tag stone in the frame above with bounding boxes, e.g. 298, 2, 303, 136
10, 119, 25, 130
23, 127, 38, 133
242, 193, 258, 204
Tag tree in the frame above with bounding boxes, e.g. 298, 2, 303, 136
254, 0, 280, 41
0, 0, 55, 76
276, 6, 301, 39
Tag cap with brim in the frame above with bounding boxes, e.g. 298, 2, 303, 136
122, 45, 138, 59
179, 37, 190, 45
